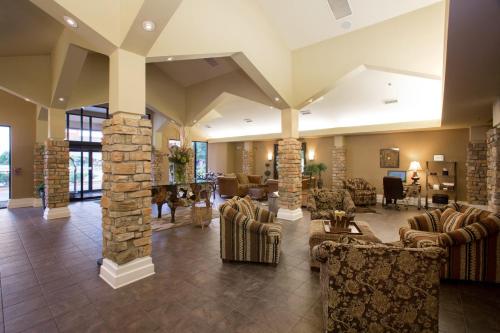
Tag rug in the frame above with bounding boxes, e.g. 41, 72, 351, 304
151, 206, 220, 232
355, 206, 379, 214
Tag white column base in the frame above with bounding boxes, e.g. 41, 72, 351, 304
43, 206, 71, 220
277, 208, 303, 221
32, 198, 43, 207
7, 198, 35, 208
100, 256, 155, 289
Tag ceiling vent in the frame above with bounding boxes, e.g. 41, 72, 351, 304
243, 118, 253, 123
205, 125, 212, 129
383, 99, 398, 105
327, 0, 352, 20
300, 110, 312, 115
204, 58, 219, 67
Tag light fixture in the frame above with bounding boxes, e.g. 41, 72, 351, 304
24, 98, 30, 102
243, 118, 253, 123
58, 97, 65, 102
167, 56, 174, 61
308, 98, 313, 103
300, 110, 312, 115
308, 150, 315, 161
274, 97, 280, 102
269, 106, 274, 109
193, 120, 197, 123
267, 152, 273, 161
142, 20, 156, 32
63, 16, 78, 28
408, 161, 423, 184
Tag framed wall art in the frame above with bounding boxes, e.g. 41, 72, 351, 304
380, 148, 400, 168
433, 154, 445, 161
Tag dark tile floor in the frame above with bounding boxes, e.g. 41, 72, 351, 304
0, 200, 499, 333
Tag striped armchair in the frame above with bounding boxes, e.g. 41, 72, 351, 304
399, 203, 500, 283
219, 196, 282, 265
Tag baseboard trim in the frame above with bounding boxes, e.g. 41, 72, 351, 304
99, 256, 155, 289
277, 208, 303, 221
7, 198, 35, 208
32, 198, 43, 207
43, 206, 71, 220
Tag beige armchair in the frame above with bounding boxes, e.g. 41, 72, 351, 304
217, 173, 262, 198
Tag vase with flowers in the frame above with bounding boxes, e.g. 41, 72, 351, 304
168, 145, 192, 184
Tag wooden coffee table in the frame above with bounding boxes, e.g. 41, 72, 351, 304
309, 219, 381, 269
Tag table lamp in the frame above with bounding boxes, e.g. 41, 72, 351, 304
408, 161, 423, 184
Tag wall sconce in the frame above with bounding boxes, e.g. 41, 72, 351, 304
267, 152, 273, 161
308, 150, 315, 161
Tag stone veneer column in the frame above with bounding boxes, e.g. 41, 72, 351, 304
331, 136, 347, 190
33, 143, 44, 207
151, 147, 165, 185
487, 128, 500, 213
99, 114, 154, 288
241, 142, 254, 174
277, 138, 303, 220
43, 139, 70, 219
466, 142, 488, 205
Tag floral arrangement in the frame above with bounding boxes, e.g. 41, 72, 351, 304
168, 145, 191, 165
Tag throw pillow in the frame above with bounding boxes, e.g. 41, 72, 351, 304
234, 197, 255, 220
441, 207, 479, 232
236, 173, 249, 184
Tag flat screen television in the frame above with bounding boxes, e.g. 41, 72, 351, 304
387, 170, 406, 182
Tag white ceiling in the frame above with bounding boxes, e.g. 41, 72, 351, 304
154, 57, 239, 87
256, 0, 442, 49
195, 95, 281, 139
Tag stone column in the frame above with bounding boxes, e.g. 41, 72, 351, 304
43, 108, 70, 219
241, 141, 254, 174
277, 109, 303, 220
331, 136, 346, 190
151, 147, 165, 185
487, 127, 500, 213
99, 48, 154, 288
32, 143, 44, 207
466, 142, 488, 205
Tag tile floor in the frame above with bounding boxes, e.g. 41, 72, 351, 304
0, 199, 499, 332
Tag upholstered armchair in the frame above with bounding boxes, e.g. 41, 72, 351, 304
313, 238, 446, 333
217, 176, 239, 197
217, 174, 262, 198
219, 196, 282, 264
308, 189, 355, 220
344, 177, 377, 206
399, 203, 500, 283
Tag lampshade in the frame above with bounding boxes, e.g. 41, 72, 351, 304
408, 161, 423, 172
308, 150, 315, 161
267, 152, 273, 161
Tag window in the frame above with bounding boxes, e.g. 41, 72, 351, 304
168, 139, 181, 148
192, 141, 208, 181
66, 107, 108, 143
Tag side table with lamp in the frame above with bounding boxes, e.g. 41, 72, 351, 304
405, 161, 423, 209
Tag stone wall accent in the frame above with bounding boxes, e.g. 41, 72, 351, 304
44, 139, 69, 208
242, 143, 254, 174
151, 148, 165, 185
186, 148, 195, 182
487, 128, 500, 213
33, 143, 44, 198
101, 114, 153, 265
466, 142, 488, 205
278, 138, 302, 210
331, 147, 347, 190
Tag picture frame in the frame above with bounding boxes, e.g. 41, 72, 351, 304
433, 154, 445, 161
380, 148, 399, 168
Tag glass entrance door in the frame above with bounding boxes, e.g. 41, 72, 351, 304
69, 149, 102, 200
0, 126, 10, 208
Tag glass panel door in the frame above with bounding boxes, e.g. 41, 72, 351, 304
69, 151, 82, 199
92, 152, 102, 191
193, 141, 208, 181
69, 150, 102, 200
0, 126, 10, 208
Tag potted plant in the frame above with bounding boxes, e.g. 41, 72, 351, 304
304, 163, 327, 188
316, 162, 327, 189
36, 183, 45, 209
168, 145, 192, 183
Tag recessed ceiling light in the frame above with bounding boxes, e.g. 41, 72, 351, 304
58, 97, 65, 102
274, 97, 280, 102
24, 98, 30, 102
142, 20, 155, 32
388, 82, 392, 86
167, 56, 174, 61
193, 120, 197, 123
308, 98, 313, 103
269, 106, 274, 109
341, 21, 351, 30
63, 16, 78, 28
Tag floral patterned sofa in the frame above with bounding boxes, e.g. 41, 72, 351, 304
313, 237, 446, 333
399, 203, 500, 283
219, 196, 282, 265
344, 177, 377, 206
308, 188, 355, 220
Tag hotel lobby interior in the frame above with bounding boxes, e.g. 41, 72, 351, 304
0, 0, 499, 332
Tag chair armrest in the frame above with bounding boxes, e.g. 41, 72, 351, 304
399, 227, 441, 248
312, 241, 336, 263
254, 206, 275, 223
438, 218, 499, 247
407, 210, 442, 232
243, 218, 282, 237
342, 192, 356, 215
308, 193, 317, 211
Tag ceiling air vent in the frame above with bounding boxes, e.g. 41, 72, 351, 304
204, 58, 219, 67
383, 99, 398, 105
327, 0, 352, 20
300, 110, 312, 115
243, 118, 253, 123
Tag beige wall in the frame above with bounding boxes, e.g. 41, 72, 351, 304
0, 90, 36, 199
207, 142, 237, 174
346, 129, 469, 201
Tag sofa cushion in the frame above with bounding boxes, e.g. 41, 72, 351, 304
234, 196, 255, 220
236, 173, 249, 184
441, 207, 479, 232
